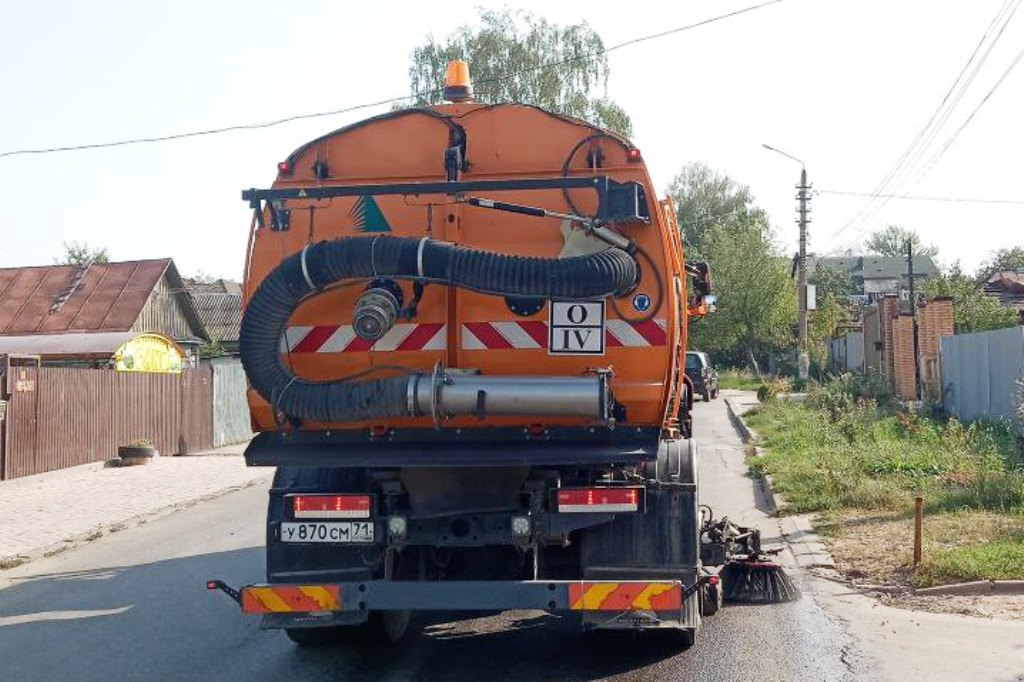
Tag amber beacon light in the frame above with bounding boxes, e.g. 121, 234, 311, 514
443, 60, 474, 102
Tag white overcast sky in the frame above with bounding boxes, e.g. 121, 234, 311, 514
2, 0, 1022, 278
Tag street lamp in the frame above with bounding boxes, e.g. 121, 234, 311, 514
763, 143, 811, 381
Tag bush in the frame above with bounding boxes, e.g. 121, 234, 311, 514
756, 377, 792, 402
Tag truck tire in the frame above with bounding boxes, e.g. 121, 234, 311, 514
285, 627, 349, 647
285, 610, 410, 647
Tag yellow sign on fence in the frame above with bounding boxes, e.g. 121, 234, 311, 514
114, 334, 183, 374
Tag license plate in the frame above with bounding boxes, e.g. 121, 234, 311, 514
280, 522, 374, 543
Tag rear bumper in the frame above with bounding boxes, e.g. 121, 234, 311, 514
210, 578, 704, 628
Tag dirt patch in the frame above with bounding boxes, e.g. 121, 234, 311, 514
818, 509, 1024, 620
879, 593, 1024, 620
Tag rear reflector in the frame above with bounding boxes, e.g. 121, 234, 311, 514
291, 495, 371, 519
557, 487, 643, 513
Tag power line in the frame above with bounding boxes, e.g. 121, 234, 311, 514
818, 188, 1024, 205
886, 0, 1020, 196
830, 0, 1020, 240
0, 1, 781, 161
912, 43, 1024, 182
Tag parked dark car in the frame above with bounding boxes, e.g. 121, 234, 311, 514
685, 351, 719, 401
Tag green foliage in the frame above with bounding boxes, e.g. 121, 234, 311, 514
978, 245, 1024, 278
691, 221, 796, 371
405, 9, 632, 136
667, 162, 767, 260
717, 369, 762, 391
864, 225, 937, 258
807, 292, 851, 372
809, 264, 855, 299
200, 339, 227, 359
913, 541, 1024, 587
756, 376, 792, 402
745, 391, 1023, 515
58, 241, 109, 266
922, 262, 1018, 333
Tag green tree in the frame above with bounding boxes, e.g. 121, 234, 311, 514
667, 162, 767, 261
58, 241, 109, 266
807, 292, 850, 372
809, 264, 856, 300
864, 225, 937, 258
690, 219, 796, 373
977, 246, 1024, 279
405, 9, 632, 136
922, 263, 1018, 334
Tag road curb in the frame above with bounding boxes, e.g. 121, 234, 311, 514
914, 580, 1024, 597
724, 397, 758, 443
0, 474, 272, 571
724, 394, 836, 570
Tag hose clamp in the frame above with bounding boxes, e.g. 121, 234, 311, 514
407, 373, 421, 416
416, 237, 429, 278
300, 244, 317, 292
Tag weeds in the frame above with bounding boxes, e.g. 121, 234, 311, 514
746, 382, 1024, 584
0, 556, 28, 570
717, 369, 763, 392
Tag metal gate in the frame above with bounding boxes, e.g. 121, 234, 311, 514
1, 365, 214, 479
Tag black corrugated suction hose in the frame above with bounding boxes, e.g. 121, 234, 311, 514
241, 235, 637, 423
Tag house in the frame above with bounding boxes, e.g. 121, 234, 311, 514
813, 255, 938, 298
982, 269, 1024, 324
183, 278, 243, 355
0, 258, 207, 366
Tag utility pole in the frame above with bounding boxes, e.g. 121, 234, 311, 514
796, 167, 811, 380
764, 144, 812, 380
906, 238, 920, 399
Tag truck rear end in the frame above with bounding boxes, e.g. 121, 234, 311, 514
212, 62, 722, 647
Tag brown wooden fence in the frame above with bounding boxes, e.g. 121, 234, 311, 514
1, 366, 213, 479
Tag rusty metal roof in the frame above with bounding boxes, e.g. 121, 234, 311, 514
189, 292, 242, 343
0, 259, 172, 335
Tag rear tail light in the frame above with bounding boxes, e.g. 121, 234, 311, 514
556, 487, 644, 513
291, 495, 371, 519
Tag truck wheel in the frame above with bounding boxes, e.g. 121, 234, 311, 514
378, 610, 411, 643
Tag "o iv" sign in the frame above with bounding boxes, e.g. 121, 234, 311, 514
549, 300, 605, 355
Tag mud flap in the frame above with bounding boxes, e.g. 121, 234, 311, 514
578, 439, 701, 632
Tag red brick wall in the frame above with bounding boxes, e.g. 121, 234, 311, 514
918, 298, 954, 401
891, 315, 918, 400
878, 295, 901, 381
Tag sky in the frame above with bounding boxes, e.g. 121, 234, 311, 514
2, 0, 1022, 279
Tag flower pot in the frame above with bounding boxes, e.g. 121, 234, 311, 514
118, 444, 159, 466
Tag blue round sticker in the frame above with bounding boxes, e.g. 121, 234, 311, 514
632, 293, 651, 312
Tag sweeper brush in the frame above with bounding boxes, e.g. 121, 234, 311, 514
720, 560, 799, 604
701, 510, 800, 604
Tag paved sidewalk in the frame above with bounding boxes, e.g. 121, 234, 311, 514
0, 444, 273, 567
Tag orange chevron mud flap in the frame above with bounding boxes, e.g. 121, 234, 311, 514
240, 585, 341, 614
568, 581, 682, 611
206, 580, 342, 614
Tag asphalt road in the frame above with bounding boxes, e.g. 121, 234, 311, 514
0, 397, 865, 681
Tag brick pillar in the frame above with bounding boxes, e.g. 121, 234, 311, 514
891, 315, 918, 400
878, 295, 901, 385
917, 297, 954, 402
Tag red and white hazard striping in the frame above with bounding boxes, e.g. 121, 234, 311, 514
282, 319, 666, 353
281, 323, 446, 353
462, 319, 667, 349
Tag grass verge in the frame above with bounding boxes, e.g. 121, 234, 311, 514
745, 380, 1024, 587
717, 369, 763, 392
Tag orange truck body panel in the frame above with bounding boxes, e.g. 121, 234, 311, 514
243, 103, 688, 434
